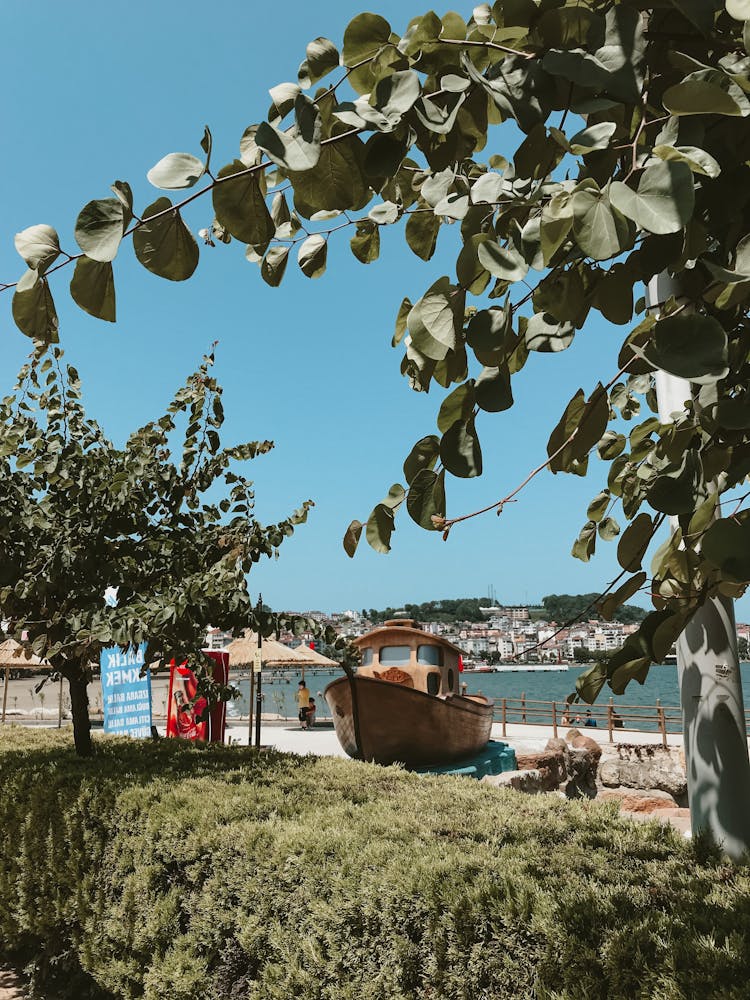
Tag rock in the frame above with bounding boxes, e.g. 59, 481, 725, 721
597, 745, 687, 802
561, 746, 599, 799
567, 731, 602, 758
482, 769, 549, 794
598, 787, 680, 813
514, 749, 567, 790
545, 737, 568, 753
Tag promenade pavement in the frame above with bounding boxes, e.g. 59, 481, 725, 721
223, 718, 688, 755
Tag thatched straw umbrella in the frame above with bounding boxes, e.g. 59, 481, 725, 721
0, 639, 52, 724
224, 633, 338, 740
225, 633, 337, 674
290, 642, 339, 669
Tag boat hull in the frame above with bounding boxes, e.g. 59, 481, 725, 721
324, 675, 494, 767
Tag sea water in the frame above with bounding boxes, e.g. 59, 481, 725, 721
230, 663, 750, 728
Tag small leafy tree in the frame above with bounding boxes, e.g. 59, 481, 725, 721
0, 347, 312, 754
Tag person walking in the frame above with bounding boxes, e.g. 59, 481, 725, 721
297, 679, 310, 728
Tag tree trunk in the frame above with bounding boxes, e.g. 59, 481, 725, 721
65, 664, 93, 757
648, 273, 750, 859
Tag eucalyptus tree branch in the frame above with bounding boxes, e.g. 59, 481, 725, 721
0, 125, 367, 294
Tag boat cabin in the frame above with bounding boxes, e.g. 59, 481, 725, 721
353, 620, 462, 698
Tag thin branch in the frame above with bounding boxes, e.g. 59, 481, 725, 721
436, 36, 535, 60
441, 359, 635, 531
512, 513, 666, 660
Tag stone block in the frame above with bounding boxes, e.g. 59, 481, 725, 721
481, 769, 548, 794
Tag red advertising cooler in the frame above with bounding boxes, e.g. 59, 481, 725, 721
166, 649, 230, 743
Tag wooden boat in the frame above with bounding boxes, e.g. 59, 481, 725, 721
324, 620, 494, 766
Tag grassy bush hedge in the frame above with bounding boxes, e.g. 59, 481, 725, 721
1, 729, 749, 1000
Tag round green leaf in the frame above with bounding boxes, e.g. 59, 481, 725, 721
74, 198, 125, 263
342, 519, 363, 558
299, 36, 340, 88
132, 198, 199, 281
643, 312, 728, 383
405, 210, 440, 261
406, 468, 446, 529
439, 416, 482, 478
261, 246, 289, 286
70, 258, 116, 322
380, 483, 406, 510
290, 138, 369, 215
598, 431, 626, 460
647, 451, 702, 515
576, 662, 607, 703
571, 520, 597, 562
609, 161, 694, 235
525, 312, 575, 352
662, 76, 747, 116
438, 382, 475, 433
571, 188, 631, 260
587, 490, 610, 523
256, 94, 322, 171
475, 365, 513, 413
407, 277, 458, 361
14, 224, 60, 273
617, 512, 654, 571
342, 12, 391, 65
651, 144, 721, 178
470, 172, 504, 205
466, 308, 510, 353
351, 220, 380, 263
371, 70, 421, 120
476, 241, 528, 281
403, 435, 440, 484
147, 152, 205, 190
297, 234, 327, 278
363, 132, 409, 179
213, 160, 274, 252
726, 0, 750, 19
598, 516, 620, 540
599, 572, 648, 621
366, 502, 395, 554
368, 201, 399, 225
110, 181, 134, 228
541, 196, 574, 266
12, 270, 59, 343
567, 121, 617, 155
702, 517, 750, 581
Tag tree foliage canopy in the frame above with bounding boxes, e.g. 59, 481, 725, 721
541, 592, 647, 625
0, 347, 313, 750
4, 1, 750, 703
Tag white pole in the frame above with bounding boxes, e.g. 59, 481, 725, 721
647, 273, 750, 859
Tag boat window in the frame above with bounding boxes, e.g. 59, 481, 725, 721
361, 647, 373, 666
379, 645, 411, 666
417, 644, 443, 666
426, 672, 441, 696
447, 668, 455, 691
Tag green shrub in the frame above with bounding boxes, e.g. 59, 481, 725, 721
1, 728, 749, 999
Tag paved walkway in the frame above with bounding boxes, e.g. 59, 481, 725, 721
223, 719, 688, 755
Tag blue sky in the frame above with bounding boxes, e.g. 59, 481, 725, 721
3, 2, 748, 621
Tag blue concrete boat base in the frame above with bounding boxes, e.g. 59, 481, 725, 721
413, 740, 517, 779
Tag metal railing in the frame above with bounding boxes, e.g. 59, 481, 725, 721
494, 695, 750, 746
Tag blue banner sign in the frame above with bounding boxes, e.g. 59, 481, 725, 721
100, 643, 152, 738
